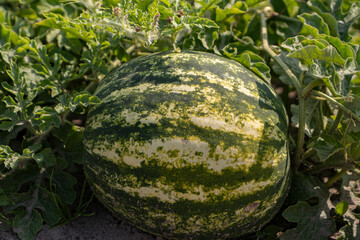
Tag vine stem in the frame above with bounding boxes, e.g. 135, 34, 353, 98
312, 90, 360, 123
328, 110, 343, 134
294, 97, 306, 170
302, 148, 316, 161
25, 167, 46, 217
260, 11, 305, 171
325, 169, 347, 187
260, 12, 302, 92
301, 79, 322, 98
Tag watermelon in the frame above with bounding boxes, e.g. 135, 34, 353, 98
83, 51, 290, 239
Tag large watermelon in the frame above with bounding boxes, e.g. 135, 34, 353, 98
83, 51, 290, 239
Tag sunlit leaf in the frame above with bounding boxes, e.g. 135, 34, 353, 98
336, 201, 349, 216
298, 13, 330, 37
288, 45, 345, 66
215, 2, 248, 22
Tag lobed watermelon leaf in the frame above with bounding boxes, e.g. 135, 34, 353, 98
281, 173, 336, 240
12, 209, 43, 240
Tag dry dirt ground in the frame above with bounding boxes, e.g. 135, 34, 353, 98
0, 199, 160, 240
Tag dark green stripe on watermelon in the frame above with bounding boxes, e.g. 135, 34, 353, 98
85, 153, 289, 239
83, 51, 290, 239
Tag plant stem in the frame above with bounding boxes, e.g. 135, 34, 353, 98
325, 169, 347, 187
301, 79, 322, 98
260, 12, 301, 92
343, 118, 352, 165
312, 90, 360, 123
319, 100, 325, 130
294, 97, 306, 171
25, 167, 45, 217
302, 148, 316, 161
126, 45, 136, 55
260, 11, 307, 171
328, 110, 343, 134
230, 22, 262, 51
83, 79, 99, 93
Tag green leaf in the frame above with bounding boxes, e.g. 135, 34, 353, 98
1, 80, 18, 95
0, 188, 10, 206
298, 13, 330, 37
33, 107, 61, 132
0, 24, 29, 48
282, 0, 300, 17
336, 201, 349, 216
244, 0, 267, 7
222, 45, 270, 82
35, 188, 62, 226
307, 2, 339, 37
270, 0, 286, 16
71, 92, 101, 108
281, 201, 335, 240
198, 28, 218, 50
6, 61, 24, 87
24, 144, 42, 156
0, 145, 21, 169
341, 2, 360, 40
64, 131, 84, 164
182, 16, 219, 29
338, 221, 360, 240
273, 19, 303, 42
281, 35, 328, 52
215, 2, 248, 22
51, 170, 77, 205
12, 209, 43, 240
34, 148, 57, 168
271, 52, 307, 87
0, 163, 39, 195
288, 45, 346, 66
337, 171, 360, 239
291, 98, 319, 137
2, 96, 20, 112
137, 0, 158, 12
313, 134, 343, 161
237, 52, 271, 82
279, 229, 298, 240
344, 2, 360, 24
245, 13, 261, 43
0, 121, 19, 132
281, 173, 336, 240
319, 35, 355, 60
287, 173, 329, 203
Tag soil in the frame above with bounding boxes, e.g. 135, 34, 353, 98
0, 199, 160, 240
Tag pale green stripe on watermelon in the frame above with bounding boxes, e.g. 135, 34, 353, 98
85, 135, 287, 173
84, 153, 290, 239
88, 169, 274, 203
88, 177, 287, 236
84, 51, 290, 239
87, 81, 267, 139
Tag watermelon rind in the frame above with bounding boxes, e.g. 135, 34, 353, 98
84, 51, 290, 239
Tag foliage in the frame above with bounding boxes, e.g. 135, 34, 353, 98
0, 0, 359, 239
